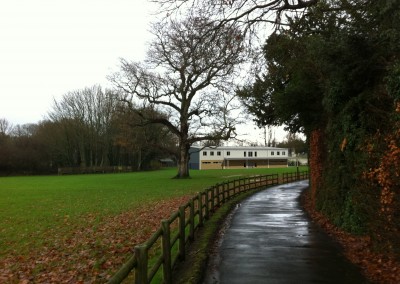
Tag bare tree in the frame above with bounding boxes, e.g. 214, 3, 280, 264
113, 104, 178, 171
0, 118, 13, 135
152, 0, 322, 78
109, 16, 245, 178
48, 85, 120, 167
152, 0, 319, 27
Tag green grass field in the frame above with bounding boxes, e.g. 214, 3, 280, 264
0, 166, 307, 281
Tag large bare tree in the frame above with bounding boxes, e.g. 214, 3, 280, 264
109, 16, 245, 178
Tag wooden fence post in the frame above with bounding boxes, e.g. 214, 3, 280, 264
178, 206, 185, 260
198, 193, 203, 226
205, 189, 209, 220
221, 184, 226, 204
211, 186, 215, 210
134, 244, 148, 284
161, 220, 172, 284
189, 199, 195, 240
216, 184, 220, 206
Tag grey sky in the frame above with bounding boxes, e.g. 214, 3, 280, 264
0, 0, 288, 143
0, 0, 155, 124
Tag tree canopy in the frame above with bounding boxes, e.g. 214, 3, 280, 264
238, 0, 400, 254
110, 16, 246, 178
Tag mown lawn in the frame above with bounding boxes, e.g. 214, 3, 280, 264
0, 166, 307, 282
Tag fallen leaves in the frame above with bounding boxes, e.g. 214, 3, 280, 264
302, 190, 400, 284
0, 195, 191, 283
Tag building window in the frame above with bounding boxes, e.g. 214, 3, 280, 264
244, 151, 246, 157
255, 151, 257, 157
248, 151, 253, 157
210, 151, 214, 156
217, 151, 221, 156
227, 151, 230, 156
277, 151, 280, 155
271, 151, 274, 156
203, 151, 207, 156
282, 151, 285, 155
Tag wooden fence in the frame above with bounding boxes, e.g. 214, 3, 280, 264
282, 170, 309, 183
107, 171, 309, 284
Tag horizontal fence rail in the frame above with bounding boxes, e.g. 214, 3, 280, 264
107, 171, 308, 284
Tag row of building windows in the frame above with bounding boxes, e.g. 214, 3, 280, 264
244, 151, 257, 157
203, 151, 230, 156
270, 151, 285, 156
202, 151, 286, 157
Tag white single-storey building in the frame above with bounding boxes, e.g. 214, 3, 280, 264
189, 146, 289, 170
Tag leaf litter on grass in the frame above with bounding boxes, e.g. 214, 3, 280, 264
0, 195, 192, 283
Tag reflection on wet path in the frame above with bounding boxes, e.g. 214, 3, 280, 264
203, 180, 367, 284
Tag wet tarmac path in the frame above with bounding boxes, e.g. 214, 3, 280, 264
203, 180, 368, 284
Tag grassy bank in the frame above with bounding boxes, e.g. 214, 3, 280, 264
0, 166, 306, 282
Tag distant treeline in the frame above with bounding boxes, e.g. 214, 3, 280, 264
57, 166, 133, 175
0, 86, 177, 175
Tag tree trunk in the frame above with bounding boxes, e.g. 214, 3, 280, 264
79, 141, 86, 167
176, 142, 190, 178
137, 148, 142, 171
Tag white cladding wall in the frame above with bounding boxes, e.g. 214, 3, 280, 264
198, 147, 288, 161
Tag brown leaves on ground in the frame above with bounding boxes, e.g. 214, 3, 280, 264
302, 190, 400, 284
0, 195, 191, 283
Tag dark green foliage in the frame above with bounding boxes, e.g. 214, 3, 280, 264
315, 1, 398, 234
239, 31, 325, 134
240, 0, 400, 238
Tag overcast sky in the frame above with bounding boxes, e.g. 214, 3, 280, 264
0, 0, 156, 125
0, 0, 288, 143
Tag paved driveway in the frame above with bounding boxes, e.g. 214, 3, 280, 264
204, 180, 368, 284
